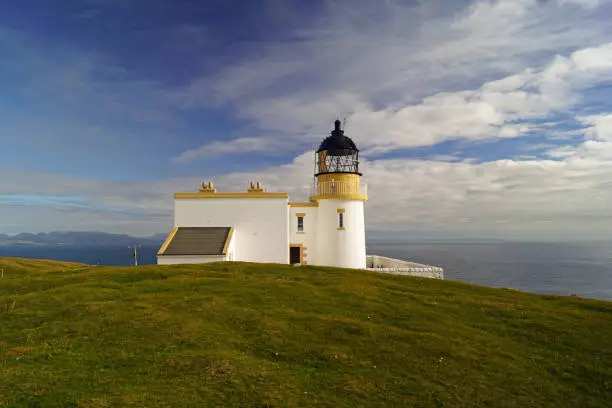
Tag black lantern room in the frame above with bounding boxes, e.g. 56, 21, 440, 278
315, 120, 361, 176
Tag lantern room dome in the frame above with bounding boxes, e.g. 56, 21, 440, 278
316, 120, 359, 153
314, 120, 361, 176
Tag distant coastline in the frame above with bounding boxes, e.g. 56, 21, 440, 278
0, 241, 59, 246
0, 231, 165, 247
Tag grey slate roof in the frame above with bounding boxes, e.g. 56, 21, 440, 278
159, 227, 232, 256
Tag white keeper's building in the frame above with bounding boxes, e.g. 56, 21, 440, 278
157, 119, 369, 269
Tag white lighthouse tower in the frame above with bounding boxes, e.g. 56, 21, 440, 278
311, 119, 367, 269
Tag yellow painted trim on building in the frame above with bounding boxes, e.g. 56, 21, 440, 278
222, 227, 234, 255
309, 194, 368, 201
157, 226, 179, 255
295, 212, 306, 217
175, 192, 289, 199
289, 201, 319, 207
316, 173, 360, 183
313, 173, 365, 200
336, 208, 345, 213
337, 227, 346, 231
296, 232, 305, 235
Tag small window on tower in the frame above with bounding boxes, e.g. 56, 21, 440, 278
337, 208, 345, 230
297, 216, 304, 232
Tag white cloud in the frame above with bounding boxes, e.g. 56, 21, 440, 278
546, 116, 612, 162
173, 1, 612, 158
275, 42, 611, 155
172, 137, 276, 162
579, 114, 612, 141
558, 0, 609, 9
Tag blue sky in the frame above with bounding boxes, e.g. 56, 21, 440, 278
1, 0, 612, 239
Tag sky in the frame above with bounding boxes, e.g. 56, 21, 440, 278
1, 0, 612, 240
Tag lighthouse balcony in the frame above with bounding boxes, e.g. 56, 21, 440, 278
310, 180, 368, 200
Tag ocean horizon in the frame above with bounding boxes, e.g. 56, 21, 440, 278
1, 241, 611, 301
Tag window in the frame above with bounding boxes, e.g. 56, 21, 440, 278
297, 216, 304, 232
337, 208, 345, 230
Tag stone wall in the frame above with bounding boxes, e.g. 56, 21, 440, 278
366, 255, 444, 280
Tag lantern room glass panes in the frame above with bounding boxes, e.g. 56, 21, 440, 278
316, 149, 359, 175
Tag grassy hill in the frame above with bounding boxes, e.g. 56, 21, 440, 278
0, 258, 611, 407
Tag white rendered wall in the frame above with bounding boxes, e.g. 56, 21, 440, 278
174, 197, 289, 264
157, 255, 226, 265
227, 233, 236, 261
289, 206, 318, 265
314, 199, 366, 269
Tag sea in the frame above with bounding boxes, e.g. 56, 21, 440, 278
1, 241, 611, 301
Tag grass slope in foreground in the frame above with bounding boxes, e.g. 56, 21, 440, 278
0, 258, 611, 407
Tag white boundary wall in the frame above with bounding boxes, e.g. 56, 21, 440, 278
366, 255, 444, 279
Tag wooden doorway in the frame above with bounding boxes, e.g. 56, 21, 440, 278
290, 244, 303, 265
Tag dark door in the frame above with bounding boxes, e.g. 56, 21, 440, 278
290, 246, 301, 264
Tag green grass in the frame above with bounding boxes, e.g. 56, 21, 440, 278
0, 257, 611, 407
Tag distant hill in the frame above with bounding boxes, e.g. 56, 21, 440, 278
0, 258, 610, 407
0, 231, 166, 246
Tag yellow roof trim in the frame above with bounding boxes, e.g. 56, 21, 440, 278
309, 194, 368, 201
175, 192, 289, 199
289, 201, 319, 207
222, 227, 234, 255
157, 226, 179, 256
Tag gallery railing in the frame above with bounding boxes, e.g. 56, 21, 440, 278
310, 180, 367, 198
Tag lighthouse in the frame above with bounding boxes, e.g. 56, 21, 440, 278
158, 118, 442, 277
158, 119, 367, 270
311, 119, 368, 269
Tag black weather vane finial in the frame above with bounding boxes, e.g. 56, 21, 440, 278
334, 118, 342, 132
